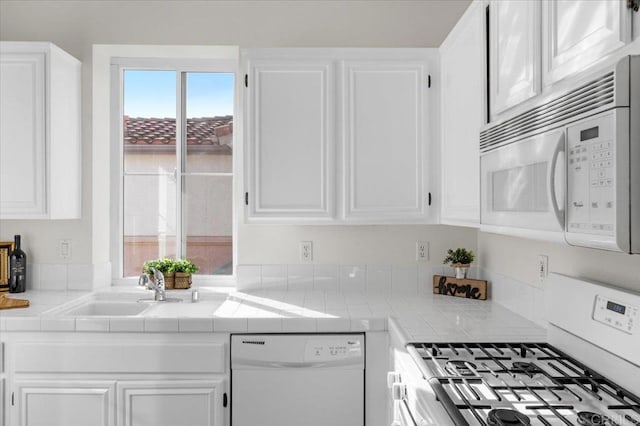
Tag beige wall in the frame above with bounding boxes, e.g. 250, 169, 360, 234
478, 232, 640, 292
0, 0, 473, 268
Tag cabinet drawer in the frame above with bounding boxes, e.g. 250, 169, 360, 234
12, 342, 225, 374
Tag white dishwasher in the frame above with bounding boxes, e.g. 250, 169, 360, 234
231, 333, 365, 426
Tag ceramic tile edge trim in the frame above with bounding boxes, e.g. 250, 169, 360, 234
236, 263, 482, 293
1, 315, 388, 334
29, 262, 111, 291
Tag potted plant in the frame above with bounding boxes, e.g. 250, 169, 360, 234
142, 257, 176, 289
172, 258, 198, 289
443, 248, 475, 279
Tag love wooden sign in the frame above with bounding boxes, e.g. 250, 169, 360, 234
433, 275, 488, 300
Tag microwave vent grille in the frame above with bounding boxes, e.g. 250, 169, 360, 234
480, 72, 615, 152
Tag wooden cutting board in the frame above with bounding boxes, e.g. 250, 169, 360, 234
0, 293, 30, 310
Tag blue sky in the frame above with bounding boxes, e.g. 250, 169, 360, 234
124, 70, 234, 118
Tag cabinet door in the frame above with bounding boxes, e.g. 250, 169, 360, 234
13, 380, 115, 426
1, 378, 4, 426
489, 0, 541, 117
246, 59, 335, 221
542, 0, 632, 86
440, 1, 484, 226
342, 61, 427, 220
118, 380, 224, 426
0, 53, 46, 217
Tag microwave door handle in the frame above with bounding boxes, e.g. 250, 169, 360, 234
549, 134, 565, 228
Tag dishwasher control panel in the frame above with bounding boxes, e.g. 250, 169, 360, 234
304, 338, 362, 362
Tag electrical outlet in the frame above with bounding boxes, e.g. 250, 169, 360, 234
59, 239, 72, 259
538, 255, 549, 280
300, 241, 313, 262
416, 241, 429, 262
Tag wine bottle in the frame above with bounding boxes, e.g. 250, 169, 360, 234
9, 234, 27, 293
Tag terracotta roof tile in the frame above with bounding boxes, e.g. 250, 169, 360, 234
124, 116, 233, 150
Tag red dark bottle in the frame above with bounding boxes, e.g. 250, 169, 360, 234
9, 234, 27, 293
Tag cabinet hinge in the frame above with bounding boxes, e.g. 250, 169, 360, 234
428, 192, 432, 206
628, 0, 639, 11
245, 192, 249, 206
223, 392, 228, 407
428, 75, 432, 88
244, 74, 248, 87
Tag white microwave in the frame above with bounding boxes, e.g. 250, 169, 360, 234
480, 55, 639, 254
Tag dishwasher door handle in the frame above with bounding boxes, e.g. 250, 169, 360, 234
232, 358, 363, 369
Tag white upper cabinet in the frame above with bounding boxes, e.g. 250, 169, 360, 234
245, 57, 335, 221
341, 60, 428, 220
244, 49, 434, 224
489, 0, 541, 118
542, 0, 633, 87
0, 42, 81, 219
439, 0, 485, 227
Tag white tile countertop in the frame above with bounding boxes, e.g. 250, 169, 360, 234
0, 287, 547, 341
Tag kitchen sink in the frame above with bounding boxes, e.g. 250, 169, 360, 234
62, 301, 150, 317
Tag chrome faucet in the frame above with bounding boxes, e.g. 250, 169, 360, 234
138, 267, 166, 301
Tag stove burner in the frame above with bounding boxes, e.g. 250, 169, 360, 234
446, 360, 477, 376
487, 409, 531, 425
512, 362, 540, 376
577, 411, 610, 426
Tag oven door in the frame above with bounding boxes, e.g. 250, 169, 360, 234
392, 399, 417, 426
481, 130, 566, 235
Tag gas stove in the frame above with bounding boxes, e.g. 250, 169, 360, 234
407, 341, 640, 425
395, 273, 640, 426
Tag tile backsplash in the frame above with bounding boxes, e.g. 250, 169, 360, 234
237, 263, 480, 294
27, 262, 111, 290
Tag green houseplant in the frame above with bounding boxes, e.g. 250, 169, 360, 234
172, 259, 198, 289
142, 258, 176, 289
443, 248, 475, 279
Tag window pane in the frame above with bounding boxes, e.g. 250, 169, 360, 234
185, 73, 234, 173
123, 175, 177, 277
184, 175, 232, 275
123, 70, 176, 173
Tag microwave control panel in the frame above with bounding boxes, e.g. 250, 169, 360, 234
566, 115, 615, 236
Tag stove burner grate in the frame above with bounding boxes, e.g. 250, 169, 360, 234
409, 342, 640, 426
511, 361, 540, 376
487, 409, 531, 425
446, 360, 477, 376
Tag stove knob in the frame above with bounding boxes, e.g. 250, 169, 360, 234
392, 383, 407, 401
387, 371, 401, 388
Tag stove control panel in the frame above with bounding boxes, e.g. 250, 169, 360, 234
593, 295, 638, 334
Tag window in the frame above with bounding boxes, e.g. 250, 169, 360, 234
114, 64, 235, 278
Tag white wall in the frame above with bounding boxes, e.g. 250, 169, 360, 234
479, 232, 640, 292
0, 1, 473, 271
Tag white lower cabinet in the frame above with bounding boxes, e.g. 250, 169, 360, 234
4, 333, 228, 426
118, 380, 224, 426
11, 379, 224, 426
14, 380, 115, 426
1, 378, 5, 426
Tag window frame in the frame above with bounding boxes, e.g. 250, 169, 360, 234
109, 54, 238, 285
